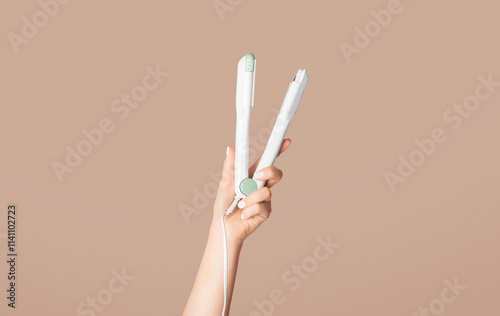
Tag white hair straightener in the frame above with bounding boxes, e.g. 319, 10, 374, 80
221, 53, 309, 316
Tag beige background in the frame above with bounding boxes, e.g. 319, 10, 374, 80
1, 0, 499, 315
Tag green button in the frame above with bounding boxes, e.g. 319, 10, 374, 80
240, 178, 257, 196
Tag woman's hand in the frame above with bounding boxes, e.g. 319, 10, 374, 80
183, 139, 292, 316
212, 138, 291, 245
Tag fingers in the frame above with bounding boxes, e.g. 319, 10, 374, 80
238, 186, 272, 207
237, 186, 272, 219
249, 138, 291, 175
215, 137, 288, 220
214, 147, 235, 215
218, 146, 234, 192
278, 138, 292, 156
240, 201, 271, 220
253, 166, 283, 188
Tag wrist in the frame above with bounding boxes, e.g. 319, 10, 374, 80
210, 219, 244, 250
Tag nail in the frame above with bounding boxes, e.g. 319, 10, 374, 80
241, 213, 245, 220
254, 171, 264, 179
226, 146, 229, 156
238, 200, 246, 209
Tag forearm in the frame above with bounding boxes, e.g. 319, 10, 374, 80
183, 220, 243, 316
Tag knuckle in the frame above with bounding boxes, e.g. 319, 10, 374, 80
261, 205, 271, 219
276, 168, 283, 179
263, 187, 272, 199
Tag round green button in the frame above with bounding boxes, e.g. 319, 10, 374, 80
240, 178, 258, 196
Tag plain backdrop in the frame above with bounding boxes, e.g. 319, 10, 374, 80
0, 0, 499, 315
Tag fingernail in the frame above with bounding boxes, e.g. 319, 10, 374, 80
238, 200, 246, 209
241, 213, 245, 220
226, 146, 229, 156
254, 171, 264, 179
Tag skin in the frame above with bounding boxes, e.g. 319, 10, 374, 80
183, 138, 292, 316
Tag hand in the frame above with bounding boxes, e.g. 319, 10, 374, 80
212, 139, 292, 245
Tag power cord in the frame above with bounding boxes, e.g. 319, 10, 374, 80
220, 196, 240, 316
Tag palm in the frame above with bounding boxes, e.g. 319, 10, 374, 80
224, 208, 267, 243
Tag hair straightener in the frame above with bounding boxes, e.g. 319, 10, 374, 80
221, 53, 309, 316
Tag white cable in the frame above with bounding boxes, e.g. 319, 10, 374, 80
221, 196, 240, 316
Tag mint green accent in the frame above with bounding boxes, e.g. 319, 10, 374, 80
240, 178, 257, 196
245, 53, 255, 72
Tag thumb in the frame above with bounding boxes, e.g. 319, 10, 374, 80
214, 146, 236, 214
